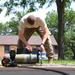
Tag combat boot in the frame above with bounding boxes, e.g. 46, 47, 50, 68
48, 57, 53, 64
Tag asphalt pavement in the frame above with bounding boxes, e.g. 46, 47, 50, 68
0, 59, 75, 75
0, 64, 75, 75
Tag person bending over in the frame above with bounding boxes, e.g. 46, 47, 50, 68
17, 12, 54, 64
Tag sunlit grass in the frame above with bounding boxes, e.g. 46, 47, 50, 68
39, 59, 75, 65
53, 59, 75, 65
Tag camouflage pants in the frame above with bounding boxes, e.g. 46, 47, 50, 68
17, 27, 54, 58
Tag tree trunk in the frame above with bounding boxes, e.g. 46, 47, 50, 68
72, 43, 75, 59
56, 0, 65, 59
73, 52, 75, 59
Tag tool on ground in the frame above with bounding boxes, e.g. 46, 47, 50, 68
1, 47, 41, 67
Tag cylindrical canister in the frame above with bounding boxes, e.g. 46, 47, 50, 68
4, 54, 38, 63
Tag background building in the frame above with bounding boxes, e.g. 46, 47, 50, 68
0, 35, 58, 59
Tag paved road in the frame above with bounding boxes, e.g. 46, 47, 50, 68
0, 66, 75, 75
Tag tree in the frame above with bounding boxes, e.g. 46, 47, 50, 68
0, 0, 38, 15
0, 11, 23, 35
37, 0, 75, 59
46, 11, 58, 40
56, 0, 65, 59
0, 23, 4, 35
6, 18, 19, 35
46, 9, 75, 60
0, 22, 10, 35
64, 9, 75, 59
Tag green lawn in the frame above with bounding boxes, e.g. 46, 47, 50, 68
39, 59, 75, 65
53, 60, 75, 65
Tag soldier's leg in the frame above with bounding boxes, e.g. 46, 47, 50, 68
44, 37, 54, 63
36, 27, 54, 63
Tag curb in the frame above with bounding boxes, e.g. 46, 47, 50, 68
17, 64, 75, 68
35, 64, 75, 68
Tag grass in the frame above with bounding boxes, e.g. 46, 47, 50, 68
39, 59, 75, 65
53, 60, 75, 65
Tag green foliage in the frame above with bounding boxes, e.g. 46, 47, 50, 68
64, 9, 75, 59
0, 0, 38, 15
0, 0, 56, 15
45, 11, 58, 41
46, 9, 75, 59
46, 11, 58, 32
64, 46, 74, 60
5, 17, 19, 35
0, 23, 9, 35
0, 17, 19, 35
0, 8, 2, 13
0, 23, 3, 35
39, 59, 75, 64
